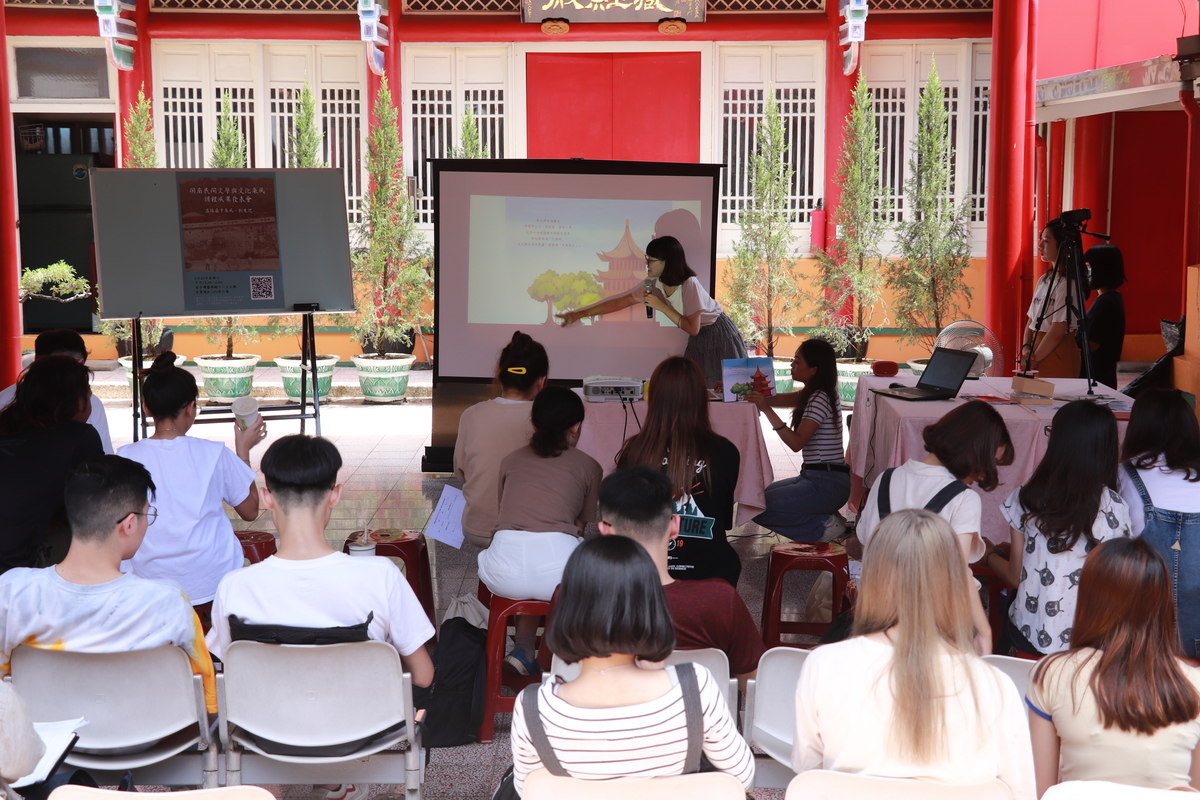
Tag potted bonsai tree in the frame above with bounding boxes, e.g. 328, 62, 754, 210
191, 91, 263, 402
808, 75, 890, 402
350, 76, 432, 402
723, 90, 805, 393
889, 60, 973, 376
272, 79, 340, 402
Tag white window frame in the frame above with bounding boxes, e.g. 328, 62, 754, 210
862, 41, 991, 257
7, 36, 120, 114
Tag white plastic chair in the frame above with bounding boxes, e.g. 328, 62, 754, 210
743, 646, 808, 789
1043, 781, 1199, 798
10, 645, 217, 787
217, 640, 423, 799
982, 654, 1038, 699
523, 768, 745, 800
785, 770, 1013, 799
550, 648, 738, 718
51, 786, 274, 800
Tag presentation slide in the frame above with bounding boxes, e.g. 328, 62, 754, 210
435, 162, 721, 382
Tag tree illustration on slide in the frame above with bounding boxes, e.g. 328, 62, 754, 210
528, 270, 602, 324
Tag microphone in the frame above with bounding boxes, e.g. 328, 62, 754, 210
643, 278, 655, 319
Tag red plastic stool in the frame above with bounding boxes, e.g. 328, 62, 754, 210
343, 529, 436, 630
235, 531, 277, 564
971, 542, 1012, 653
476, 582, 548, 744
761, 541, 850, 648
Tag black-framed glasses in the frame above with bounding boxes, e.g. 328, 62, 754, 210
645, 258, 664, 266
118, 505, 157, 526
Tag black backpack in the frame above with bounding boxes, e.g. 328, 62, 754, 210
415, 616, 487, 748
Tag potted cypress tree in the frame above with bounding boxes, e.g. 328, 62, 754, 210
889, 61, 973, 376
350, 76, 431, 402
272, 79, 340, 402
723, 90, 805, 393
808, 75, 890, 402
192, 90, 262, 402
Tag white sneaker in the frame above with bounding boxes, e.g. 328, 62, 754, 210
312, 785, 369, 800
821, 512, 847, 543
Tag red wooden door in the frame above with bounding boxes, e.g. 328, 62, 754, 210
526, 52, 701, 162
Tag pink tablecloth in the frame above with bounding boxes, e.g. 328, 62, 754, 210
847, 376, 1131, 544
575, 400, 774, 527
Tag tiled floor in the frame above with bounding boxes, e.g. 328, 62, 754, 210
98, 388, 820, 800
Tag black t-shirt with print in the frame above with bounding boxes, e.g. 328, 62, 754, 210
665, 431, 742, 588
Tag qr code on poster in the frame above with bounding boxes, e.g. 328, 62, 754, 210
249, 276, 275, 301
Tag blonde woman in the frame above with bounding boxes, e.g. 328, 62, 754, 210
792, 509, 1035, 799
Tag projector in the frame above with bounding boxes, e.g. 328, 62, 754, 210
581, 376, 644, 403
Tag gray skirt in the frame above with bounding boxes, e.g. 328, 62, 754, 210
686, 312, 748, 388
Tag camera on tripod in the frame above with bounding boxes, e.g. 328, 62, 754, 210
1059, 208, 1091, 228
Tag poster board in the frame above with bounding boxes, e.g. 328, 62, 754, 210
91, 168, 355, 319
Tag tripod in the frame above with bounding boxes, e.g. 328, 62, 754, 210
1021, 208, 1111, 395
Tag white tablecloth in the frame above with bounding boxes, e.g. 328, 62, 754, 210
847, 376, 1131, 543
576, 400, 774, 527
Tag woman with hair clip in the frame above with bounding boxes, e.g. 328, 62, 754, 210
0, 356, 103, 572
1079, 243, 1126, 389
118, 352, 266, 629
556, 235, 746, 387
1020, 220, 1081, 378
855, 400, 1016, 654
616, 356, 741, 586
454, 331, 550, 549
508, 536, 754, 796
792, 509, 1035, 799
1117, 388, 1200, 657
478, 386, 602, 676
1027, 537, 1200, 795
984, 400, 1131, 656
748, 338, 850, 542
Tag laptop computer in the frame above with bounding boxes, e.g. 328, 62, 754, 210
871, 347, 979, 402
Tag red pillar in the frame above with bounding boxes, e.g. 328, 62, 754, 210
117, 0, 154, 166
1071, 113, 1113, 236
1020, 0, 1038, 331
1182, 88, 1200, 299
985, 0, 1031, 373
0, 2, 22, 385
822, 4, 856, 324
1047, 120, 1065, 220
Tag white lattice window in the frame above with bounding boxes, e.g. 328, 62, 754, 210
153, 42, 366, 224
404, 47, 508, 225
862, 43, 990, 242
718, 46, 823, 239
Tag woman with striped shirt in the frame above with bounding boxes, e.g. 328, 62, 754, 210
749, 338, 850, 541
509, 536, 754, 795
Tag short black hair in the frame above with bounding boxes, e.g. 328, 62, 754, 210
529, 386, 585, 458
141, 351, 198, 420
261, 435, 343, 507
546, 536, 675, 664
34, 329, 87, 360
1086, 243, 1126, 291
65, 456, 157, 542
598, 466, 674, 544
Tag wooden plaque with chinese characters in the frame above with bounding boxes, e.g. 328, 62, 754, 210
522, 0, 703, 23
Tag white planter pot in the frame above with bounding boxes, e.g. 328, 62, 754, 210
907, 358, 930, 376
194, 354, 261, 402
835, 359, 877, 404
118, 354, 188, 389
773, 359, 794, 394
275, 354, 339, 401
352, 353, 416, 403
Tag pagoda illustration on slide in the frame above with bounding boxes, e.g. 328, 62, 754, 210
594, 219, 653, 323
750, 365, 772, 396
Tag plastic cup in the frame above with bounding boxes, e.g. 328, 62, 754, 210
347, 530, 377, 557
231, 396, 259, 431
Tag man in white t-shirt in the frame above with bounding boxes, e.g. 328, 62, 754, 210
0, 455, 217, 713
207, 435, 434, 800
0, 329, 113, 454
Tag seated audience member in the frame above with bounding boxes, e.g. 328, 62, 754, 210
985, 401, 1130, 656
118, 352, 265, 630
0, 357, 104, 572
0, 329, 113, 455
793, 510, 1034, 800
207, 435, 434, 800
454, 331, 549, 549
1116, 389, 1200, 656
596, 466, 764, 683
0, 456, 216, 713
511, 537, 753, 796
855, 400, 1015, 654
616, 356, 741, 586
1, 681, 44, 800
1028, 537, 1200, 795
479, 386, 601, 676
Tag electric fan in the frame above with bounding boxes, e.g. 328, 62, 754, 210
933, 320, 1005, 378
